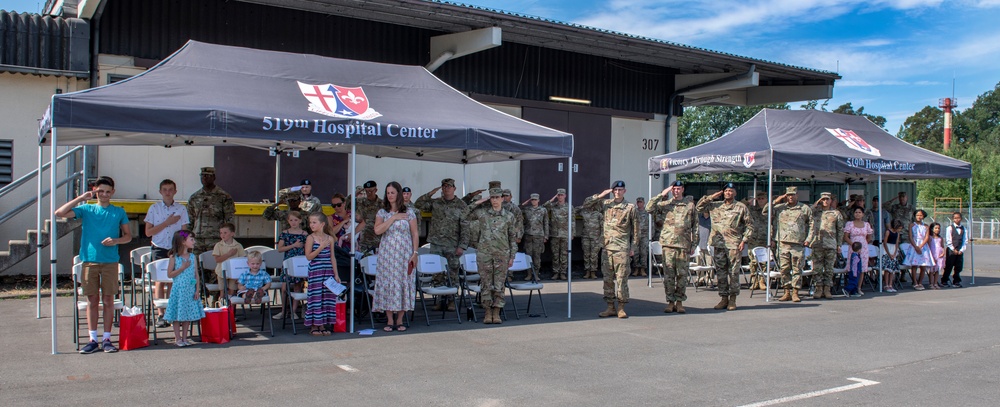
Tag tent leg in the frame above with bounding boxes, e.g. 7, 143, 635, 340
566, 156, 573, 319
49, 128, 58, 355
647, 175, 652, 288
349, 145, 356, 334
878, 175, 883, 292
765, 169, 773, 302
969, 176, 974, 285
274, 153, 281, 244
36, 143, 44, 319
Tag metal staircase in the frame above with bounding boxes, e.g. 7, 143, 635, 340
0, 218, 81, 272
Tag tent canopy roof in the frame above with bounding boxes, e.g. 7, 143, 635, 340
648, 109, 971, 181
41, 40, 573, 163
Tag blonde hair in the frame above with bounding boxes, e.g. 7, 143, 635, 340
247, 251, 263, 263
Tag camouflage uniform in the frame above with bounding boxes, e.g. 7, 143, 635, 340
583, 194, 640, 305
474, 205, 518, 308
648, 194, 698, 303
768, 201, 814, 290
356, 196, 383, 253
545, 201, 570, 279
652, 210, 666, 245
696, 196, 753, 298
632, 205, 650, 273
521, 204, 549, 279
811, 207, 845, 288
884, 201, 914, 244
414, 191, 468, 286
576, 204, 603, 278
188, 186, 235, 256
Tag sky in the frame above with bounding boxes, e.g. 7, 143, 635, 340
4, 0, 999, 134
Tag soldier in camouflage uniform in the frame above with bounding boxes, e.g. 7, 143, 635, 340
520, 193, 549, 281
647, 181, 698, 314
414, 178, 469, 311
811, 192, 845, 299
745, 192, 770, 290
545, 188, 570, 280
766, 186, 814, 303
576, 200, 603, 279
501, 189, 523, 242
401, 186, 424, 237
356, 180, 384, 254
631, 197, 649, 277
463, 181, 502, 246
262, 188, 303, 231
298, 179, 323, 215
187, 167, 236, 284
697, 183, 753, 311
883, 191, 914, 244
471, 188, 518, 324
584, 180, 640, 319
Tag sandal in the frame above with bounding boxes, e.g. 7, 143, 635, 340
310, 328, 323, 336
396, 325, 407, 332
383, 324, 395, 332
321, 329, 332, 336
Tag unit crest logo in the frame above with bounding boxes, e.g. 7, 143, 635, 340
297, 81, 382, 120
826, 128, 881, 157
743, 152, 755, 168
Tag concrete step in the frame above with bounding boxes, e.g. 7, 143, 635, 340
0, 218, 80, 273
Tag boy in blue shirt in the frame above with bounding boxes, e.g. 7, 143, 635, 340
55, 176, 132, 354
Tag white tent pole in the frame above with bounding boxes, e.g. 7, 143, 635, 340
462, 164, 467, 197
765, 169, 773, 302
349, 145, 356, 334
49, 127, 58, 355
36, 143, 44, 319
647, 175, 652, 287
566, 156, 573, 319
968, 175, 974, 284
878, 174, 883, 292
274, 153, 281, 244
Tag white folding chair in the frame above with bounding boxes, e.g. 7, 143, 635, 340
506, 253, 546, 319
689, 246, 714, 291
417, 243, 432, 255
650, 241, 665, 283
415, 254, 461, 325
832, 244, 850, 295
199, 251, 219, 304
262, 249, 286, 304
359, 254, 379, 329
280, 256, 310, 334
458, 252, 483, 322
144, 258, 173, 344
244, 245, 274, 254
223, 257, 273, 336
129, 246, 152, 306
71, 263, 126, 350
749, 247, 780, 298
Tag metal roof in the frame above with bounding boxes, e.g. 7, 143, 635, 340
0, 10, 89, 77
240, 0, 840, 86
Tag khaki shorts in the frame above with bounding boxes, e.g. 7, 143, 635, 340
81, 262, 120, 297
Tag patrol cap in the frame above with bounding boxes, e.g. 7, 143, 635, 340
441, 178, 456, 187
820, 192, 833, 199
363, 180, 377, 189
611, 180, 626, 188
723, 182, 736, 190
200, 167, 215, 175
636, 197, 645, 203
530, 193, 540, 200
301, 179, 312, 186
672, 180, 684, 187
872, 195, 879, 201
402, 186, 411, 193
556, 188, 566, 195
785, 186, 797, 195
488, 180, 502, 189
489, 188, 504, 197
756, 192, 767, 198
502, 189, 512, 196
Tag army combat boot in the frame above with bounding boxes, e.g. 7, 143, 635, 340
492, 307, 503, 324
812, 285, 823, 299
823, 285, 833, 299
726, 295, 737, 311
598, 303, 617, 318
617, 304, 628, 318
674, 301, 686, 314
482, 305, 494, 324
639, 268, 648, 277
778, 288, 792, 302
664, 301, 675, 313
791, 289, 801, 303
713, 296, 729, 310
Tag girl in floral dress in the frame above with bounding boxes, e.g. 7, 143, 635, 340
905, 209, 934, 290
273, 211, 307, 320
163, 230, 205, 347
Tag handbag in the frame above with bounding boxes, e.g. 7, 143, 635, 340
119, 313, 149, 351
333, 301, 347, 333
200, 307, 232, 344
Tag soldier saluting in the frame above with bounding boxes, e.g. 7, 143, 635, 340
583, 180, 640, 319
765, 186, 814, 303
647, 181, 698, 314
696, 183, 753, 311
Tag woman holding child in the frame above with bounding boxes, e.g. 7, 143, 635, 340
843, 207, 873, 296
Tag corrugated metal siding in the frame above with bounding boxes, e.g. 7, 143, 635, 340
0, 10, 89, 73
97, 0, 674, 114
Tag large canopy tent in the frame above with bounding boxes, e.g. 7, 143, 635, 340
647, 109, 973, 296
37, 41, 575, 354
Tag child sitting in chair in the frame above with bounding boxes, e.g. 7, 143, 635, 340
845, 242, 864, 297
237, 251, 271, 304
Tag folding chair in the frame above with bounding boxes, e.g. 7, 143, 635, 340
145, 258, 173, 344
458, 252, 482, 322
749, 247, 780, 298
129, 246, 152, 307
865, 244, 882, 291
280, 256, 310, 334
359, 254, 379, 329
832, 244, 850, 296
223, 257, 274, 336
72, 263, 126, 350
506, 253, 546, 319
262, 249, 286, 306
199, 251, 219, 305
689, 246, 714, 291
802, 247, 816, 296
649, 241, 665, 284
244, 245, 274, 254
415, 254, 461, 325
417, 243, 432, 255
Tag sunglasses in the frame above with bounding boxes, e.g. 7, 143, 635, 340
331, 202, 344, 207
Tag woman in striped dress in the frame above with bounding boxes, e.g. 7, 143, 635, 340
304, 212, 340, 336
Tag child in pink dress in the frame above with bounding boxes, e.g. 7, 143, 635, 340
928, 223, 945, 289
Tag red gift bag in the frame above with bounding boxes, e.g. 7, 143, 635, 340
200, 308, 232, 344
333, 301, 347, 333
119, 314, 149, 351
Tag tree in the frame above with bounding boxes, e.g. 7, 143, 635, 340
831, 102, 888, 129
676, 103, 789, 182
898, 105, 944, 151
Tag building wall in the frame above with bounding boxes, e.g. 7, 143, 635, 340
609, 116, 667, 202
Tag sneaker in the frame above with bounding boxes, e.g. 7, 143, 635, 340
941, 282, 952, 288
271, 311, 286, 320
102, 339, 118, 353
953, 283, 962, 288
80, 340, 100, 354
155, 317, 169, 328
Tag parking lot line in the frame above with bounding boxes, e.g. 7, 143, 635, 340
737, 377, 880, 407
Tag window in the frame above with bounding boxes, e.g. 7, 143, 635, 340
0, 139, 12, 186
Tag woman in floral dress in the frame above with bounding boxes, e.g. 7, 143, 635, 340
373, 181, 419, 332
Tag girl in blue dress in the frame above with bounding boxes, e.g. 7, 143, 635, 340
164, 230, 206, 347
273, 210, 308, 320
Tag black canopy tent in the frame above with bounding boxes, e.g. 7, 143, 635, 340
647, 109, 973, 298
38, 41, 576, 353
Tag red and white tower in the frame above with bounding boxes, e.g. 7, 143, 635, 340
939, 97, 958, 151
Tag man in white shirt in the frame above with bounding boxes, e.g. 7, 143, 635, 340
943, 212, 969, 288
143, 179, 190, 327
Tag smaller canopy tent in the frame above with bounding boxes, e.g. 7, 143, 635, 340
39, 40, 573, 163
647, 109, 971, 181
